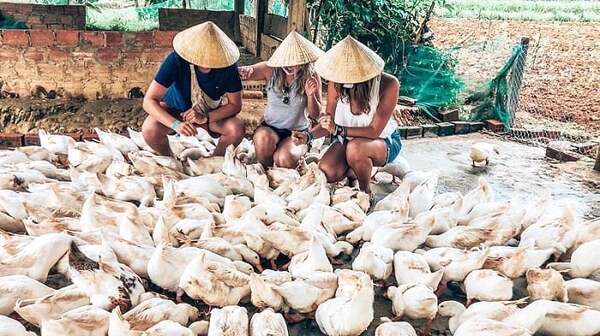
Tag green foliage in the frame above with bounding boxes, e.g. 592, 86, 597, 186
438, 0, 600, 22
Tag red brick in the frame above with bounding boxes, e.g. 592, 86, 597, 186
29, 29, 54, 47
65, 132, 82, 141
97, 48, 120, 62
143, 48, 172, 62
81, 31, 105, 47
154, 31, 176, 47
55, 30, 79, 46
24, 48, 45, 62
0, 134, 24, 149
134, 32, 154, 47
0, 48, 20, 59
48, 47, 69, 60
1, 30, 30, 47
60, 16, 73, 25
82, 133, 99, 141
105, 32, 123, 46
23, 134, 41, 146
485, 119, 504, 132
18, 4, 33, 13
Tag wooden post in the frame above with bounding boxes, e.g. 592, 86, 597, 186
594, 147, 600, 171
506, 37, 529, 129
287, 0, 307, 34
234, 0, 245, 15
255, 0, 268, 57
234, 0, 245, 43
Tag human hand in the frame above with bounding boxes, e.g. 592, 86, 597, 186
305, 74, 319, 97
182, 109, 207, 125
238, 66, 254, 80
292, 131, 308, 145
175, 121, 197, 136
318, 115, 336, 135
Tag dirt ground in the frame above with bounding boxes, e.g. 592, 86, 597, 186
429, 18, 600, 139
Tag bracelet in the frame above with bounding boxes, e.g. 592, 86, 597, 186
170, 119, 182, 130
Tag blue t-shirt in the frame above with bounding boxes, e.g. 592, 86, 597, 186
154, 51, 243, 114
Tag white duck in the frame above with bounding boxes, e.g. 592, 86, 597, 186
95, 128, 139, 154
548, 239, 600, 278
15, 146, 51, 162
464, 269, 514, 305
15, 160, 69, 180
458, 177, 494, 217
565, 278, 600, 310
373, 182, 410, 212
316, 270, 374, 336
222, 195, 252, 222
419, 246, 490, 284
288, 238, 333, 278
408, 170, 438, 218
352, 242, 394, 281
526, 268, 568, 302
207, 305, 249, 336
416, 196, 462, 235
101, 231, 153, 279
272, 271, 338, 313
0, 232, 72, 282
386, 284, 437, 334
0, 315, 36, 336
393, 251, 444, 290
483, 245, 555, 278
454, 317, 532, 336
40, 305, 111, 336
146, 320, 200, 336
537, 300, 600, 336
519, 206, 578, 253
121, 298, 198, 331
13, 284, 90, 327
187, 156, 225, 176
249, 271, 288, 312
39, 129, 75, 155
95, 173, 156, 207
370, 214, 436, 251
0, 190, 27, 232
249, 308, 288, 336
570, 218, 600, 254
127, 127, 154, 153
375, 320, 416, 336
0, 275, 54, 315
346, 208, 409, 244
469, 142, 499, 166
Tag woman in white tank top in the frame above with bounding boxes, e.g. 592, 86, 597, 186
294, 36, 402, 195
239, 31, 324, 168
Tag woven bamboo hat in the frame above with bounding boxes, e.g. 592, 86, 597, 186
267, 31, 324, 67
314, 35, 384, 84
173, 21, 240, 68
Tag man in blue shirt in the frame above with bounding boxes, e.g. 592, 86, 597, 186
142, 21, 245, 156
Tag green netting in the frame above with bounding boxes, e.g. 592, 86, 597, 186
463, 44, 525, 128
396, 45, 465, 120
0, 15, 28, 29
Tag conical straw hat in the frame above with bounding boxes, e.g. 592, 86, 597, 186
267, 31, 324, 67
314, 35, 384, 84
173, 21, 240, 68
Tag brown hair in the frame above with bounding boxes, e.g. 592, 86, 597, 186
271, 63, 315, 96
335, 77, 375, 114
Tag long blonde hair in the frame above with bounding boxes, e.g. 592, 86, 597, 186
335, 77, 375, 114
271, 63, 315, 96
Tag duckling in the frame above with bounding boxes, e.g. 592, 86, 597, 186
39, 129, 75, 155
0, 315, 36, 336
40, 305, 111, 336
420, 246, 490, 284
316, 270, 374, 336
127, 127, 154, 153
179, 251, 251, 307
346, 208, 409, 244
548, 239, 600, 278
272, 271, 338, 313
222, 195, 252, 222
14, 284, 90, 327
250, 308, 288, 336
386, 284, 437, 334
464, 269, 514, 305
483, 245, 555, 278
66, 243, 145, 312
526, 268, 568, 302
95, 128, 139, 155
519, 206, 578, 253
121, 298, 198, 331
0, 232, 72, 282
537, 300, 600, 336
373, 182, 410, 212
565, 278, 600, 310
0, 275, 54, 315
469, 142, 499, 166
408, 170, 438, 218
458, 177, 494, 217
393, 251, 444, 290
370, 214, 436, 251
249, 272, 287, 311
352, 242, 394, 281
208, 305, 249, 336
288, 238, 333, 278
454, 317, 532, 336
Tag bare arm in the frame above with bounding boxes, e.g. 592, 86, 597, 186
310, 81, 338, 138
143, 80, 178, 127
346, 74, 399, 139
239, 61, 273, 82
305, 73, 323, 120
205, 91, 242, 123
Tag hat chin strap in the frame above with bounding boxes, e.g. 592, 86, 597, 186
282, 67, 296, 76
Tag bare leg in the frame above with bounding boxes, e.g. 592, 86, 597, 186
253, 126, 280, 168
318, 142, 349, 183
345, 138, 387, 194
142, 115, 173, 156
274, 137, 307, 169
204, 116, 245, 156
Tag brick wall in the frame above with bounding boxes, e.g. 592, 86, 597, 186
265, 14, 287, 40
0, 3, 85, 30
260, 33, 281, 61
158, 8, 237, 41
0, 29, 178, 99
239, 14, 257, 55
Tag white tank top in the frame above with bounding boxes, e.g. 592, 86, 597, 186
334, 75, 397, 139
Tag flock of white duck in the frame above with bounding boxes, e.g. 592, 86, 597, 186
0, 127, 598, 336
